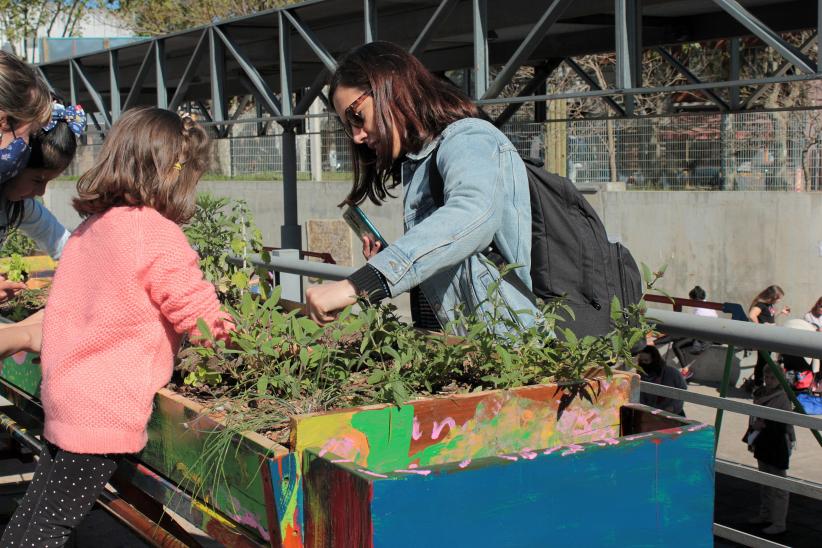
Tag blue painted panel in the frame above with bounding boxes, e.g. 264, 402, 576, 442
369, 428, 714, 548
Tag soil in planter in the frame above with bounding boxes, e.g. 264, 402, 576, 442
0, 287, 49, 322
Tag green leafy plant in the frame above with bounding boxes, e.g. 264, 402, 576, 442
183, 192, 270, 305
176, 262, 652, 444
0, 229, 37, 257
2, 254, 29, 283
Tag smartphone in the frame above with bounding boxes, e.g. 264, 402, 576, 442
342, 205, 389, 249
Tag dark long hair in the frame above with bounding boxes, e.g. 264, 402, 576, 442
329, 41, 479, 206
2, 118, 77, 229
638, 346, 665, 376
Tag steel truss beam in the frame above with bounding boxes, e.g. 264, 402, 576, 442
230, 94, 252, 122
493, 59, 563, 126
282, 10, 337, 72
208, 28, 228, 136
34, 66, 56, 95
109, 50, 121, 121
483, 0, 575, 100
123, 43, 155, 112
409, 0, 459, 56
279, 12, 293, 118
213, 26, 282, 117
744, 32, 817, 108
711, 0, 816, 73
155, 39, 168, 108
195, 101, 214, 124
168, 30, 208, 111
364, 0, 377, 43
70, 59, 113, 126
615, 0, 642, 114
472, 0, 488, 99
69, 61, 78, 109
654, 47, 729, 111
564, 57, 626, 117
295, 69, 329, 115
474, 72, 822, 109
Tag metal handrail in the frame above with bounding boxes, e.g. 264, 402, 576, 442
646, 308, 822, 359
229, 252, 354, 281
640, 382, 822, 430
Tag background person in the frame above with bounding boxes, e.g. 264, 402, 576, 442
0, 102, 84, 260
749, 285, 790, 387
0, 50, 53, 302
804, 296, 822, 331
637, 345, 688, 416
744, 366, 795, 536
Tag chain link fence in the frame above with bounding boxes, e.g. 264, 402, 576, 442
65, 109, 822, 191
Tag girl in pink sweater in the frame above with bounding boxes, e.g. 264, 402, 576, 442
2, 107, 233, 547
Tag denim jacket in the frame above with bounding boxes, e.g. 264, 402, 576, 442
368, 118, 537, 332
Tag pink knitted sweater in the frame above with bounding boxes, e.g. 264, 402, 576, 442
41, 206, 232, 454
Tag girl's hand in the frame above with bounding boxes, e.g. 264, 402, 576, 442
361, 235, 382, 259
0, 275, 26, 303
781, 306, 791, 316
305, 280, 359, 325
0, 323, 42, 359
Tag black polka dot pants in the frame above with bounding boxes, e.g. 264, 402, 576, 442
1, 442, 120, 547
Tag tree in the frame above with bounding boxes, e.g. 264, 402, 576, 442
110, 0, 298, 36
0, 1, 90, 61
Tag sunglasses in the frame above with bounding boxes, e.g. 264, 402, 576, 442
340, 89, 372, 138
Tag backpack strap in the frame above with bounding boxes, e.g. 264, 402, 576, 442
428, 146, 537, 306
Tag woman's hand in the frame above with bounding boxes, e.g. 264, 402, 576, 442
305, 280, 359, 325
361, 235, 382, 259
0, 275, 26, 303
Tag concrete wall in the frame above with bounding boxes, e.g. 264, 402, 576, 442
43, 181, 822, 318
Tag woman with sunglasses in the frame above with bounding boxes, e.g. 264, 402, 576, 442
305, 41, 537, 333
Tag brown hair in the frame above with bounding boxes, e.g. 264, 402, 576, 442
750, 284, 785, 310
329, 41, 480, 206
810, 296, 822, 314
0, 51, 52, 128
73, 108, 209, 224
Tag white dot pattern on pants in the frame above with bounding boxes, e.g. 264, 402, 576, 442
0, 443, 120, 547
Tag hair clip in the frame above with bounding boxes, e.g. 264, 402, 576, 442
43, 102, 87, 135
173, 162, 183, 171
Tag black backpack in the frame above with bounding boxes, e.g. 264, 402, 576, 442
429, 153, 642, 337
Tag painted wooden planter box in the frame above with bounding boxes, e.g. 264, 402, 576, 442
302, 403, 714, 547
3, 352, 687, 547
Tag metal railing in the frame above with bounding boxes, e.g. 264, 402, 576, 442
242, 254, 822, 548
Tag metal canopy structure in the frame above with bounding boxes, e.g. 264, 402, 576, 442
35, 0, 821, 248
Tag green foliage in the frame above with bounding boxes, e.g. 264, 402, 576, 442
0, 229, 37, 257
178, 262, 650, 427
183, 193, 269, 306
2, 254, 29, 283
